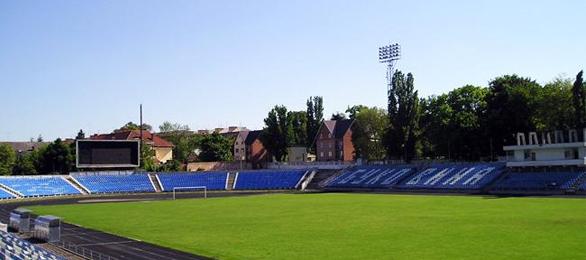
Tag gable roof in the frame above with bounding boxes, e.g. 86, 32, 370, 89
90, 130, 174, 148
333, 119, 354, 139
244, 130, 263, 145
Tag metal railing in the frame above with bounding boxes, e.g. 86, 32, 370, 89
52, 240, 118, 260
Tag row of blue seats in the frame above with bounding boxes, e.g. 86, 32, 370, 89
327, 163, 507, 191
0, 176, 80, 197
234, 170, 307, 190
157, 172, 228, 191
492, 172, 585, 191
327, 165, 416, 189
0, 231, 64, 260
73, 174, 155, 193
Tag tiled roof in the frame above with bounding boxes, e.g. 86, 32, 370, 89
90, 130, 173, 148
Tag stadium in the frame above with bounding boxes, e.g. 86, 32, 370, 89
0, 130, 585, 259
2, 2, 586, 260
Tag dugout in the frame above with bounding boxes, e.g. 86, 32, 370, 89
9, 208, 31, 232
33, 215, 61, 242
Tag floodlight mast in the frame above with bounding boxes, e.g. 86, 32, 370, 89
378, 43, 401, 101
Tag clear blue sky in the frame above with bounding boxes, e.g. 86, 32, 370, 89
1, 0, 584, 141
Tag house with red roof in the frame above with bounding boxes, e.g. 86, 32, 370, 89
90, 130, 174, 163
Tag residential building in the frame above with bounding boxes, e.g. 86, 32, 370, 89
90, 130, 174, 163
0, 142, 48, 154
315, 119, 355, 162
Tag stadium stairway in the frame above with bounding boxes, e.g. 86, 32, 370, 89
148, 173, 163, 192
0, 184, 21, 198
63, 176, 89, 194
305, 169, 344, 190
226, 172, 236, 190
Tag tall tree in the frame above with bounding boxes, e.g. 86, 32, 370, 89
261, 105, 291, 162
76, 129, 85, 139
351, 106, 388, 161
385, 71, 420, 163
486, 75, 541, 157
12, 153, 37, 175
38, 139, 75, 174
306, 96, 324, 150
572, 71, 585, 128
346, 105, 367, 120
0, 144, 16, 175
535, 76, 574, 131
287, 111, 308, 146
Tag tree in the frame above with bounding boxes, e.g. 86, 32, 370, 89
486, 75, 541, 157
330, 112, 347, 120
351, 107, 388, 161
0, 144, 16, 175
198, 133, 233, 162
572, 71, 585, 128
36, 135, 43, 142
287, 111, 308, 146
535, 76, 574, 131
159, 121, 190, 133
76, 129, 85, 139
306, 96, 324, 150
162, 133, 201, 166
12, 153, 37, 175
261, 105, 291, 162
115, 122, 152, 132
37, 139, 75, 174
385, 71, 420, 163
140, 144, 157, 171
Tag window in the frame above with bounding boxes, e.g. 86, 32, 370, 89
328, 151, 332, 157
320, 152, 324, 157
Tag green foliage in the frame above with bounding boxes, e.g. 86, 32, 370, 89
346, 105, 367, 120
38, 139, 75, 174
75, 129, 85, 139
351, 106, 388, 161
159, 121, 190, 133
306, 96, 324, 150
160, 131, 201, 164
535, 76, 574, 131
486, 75, 541, 155
572, 71, 585, 128
156, 159, 182, 172
116, 122, 152, 132
287, 111, 308, 146
330, 112, 347, 120
261, 105, 290, 162
30, 194, 586, 260
198, 133, 233, 162
140, 145, 157, 171
0, 144, 16, 175
12, 153, 38, 175
385, 70, 420, 163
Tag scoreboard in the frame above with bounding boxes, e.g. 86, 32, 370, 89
76, 140, 140, 168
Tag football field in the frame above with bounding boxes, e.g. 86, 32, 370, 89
29, 193, 586, 259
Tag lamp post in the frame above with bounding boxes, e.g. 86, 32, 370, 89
379, 43, 401, 109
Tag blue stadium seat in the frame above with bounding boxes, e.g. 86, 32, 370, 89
73, 173, 155, 193
0, 188, 14, 199
0, 231, 65, 260
157, 172, 228, 191
326, 165, 416, 189
398, 163, 506, 191
0, 176, 80, 197
491, 171, 584, 191
234, 170, 307, 190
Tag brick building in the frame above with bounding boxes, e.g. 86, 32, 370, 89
315, 119, 355, 161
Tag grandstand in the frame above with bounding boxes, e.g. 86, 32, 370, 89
326, 165, 416, 189
0, 176, 80, 197
71, 172, 155, 193
157, 171, 229, 191
398, 163, 506, 191
491, 171, 585, 192
0, 231, 64, 260
233, 169, 308, 190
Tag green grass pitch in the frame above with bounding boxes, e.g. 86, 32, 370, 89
29, 193, 586, 259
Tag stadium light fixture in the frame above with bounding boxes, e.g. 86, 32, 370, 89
379, 43, 401, 106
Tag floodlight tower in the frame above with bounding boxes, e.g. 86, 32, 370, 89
378, 43, 401, 98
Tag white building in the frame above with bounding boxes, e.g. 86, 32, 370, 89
504, 129, 586, 167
